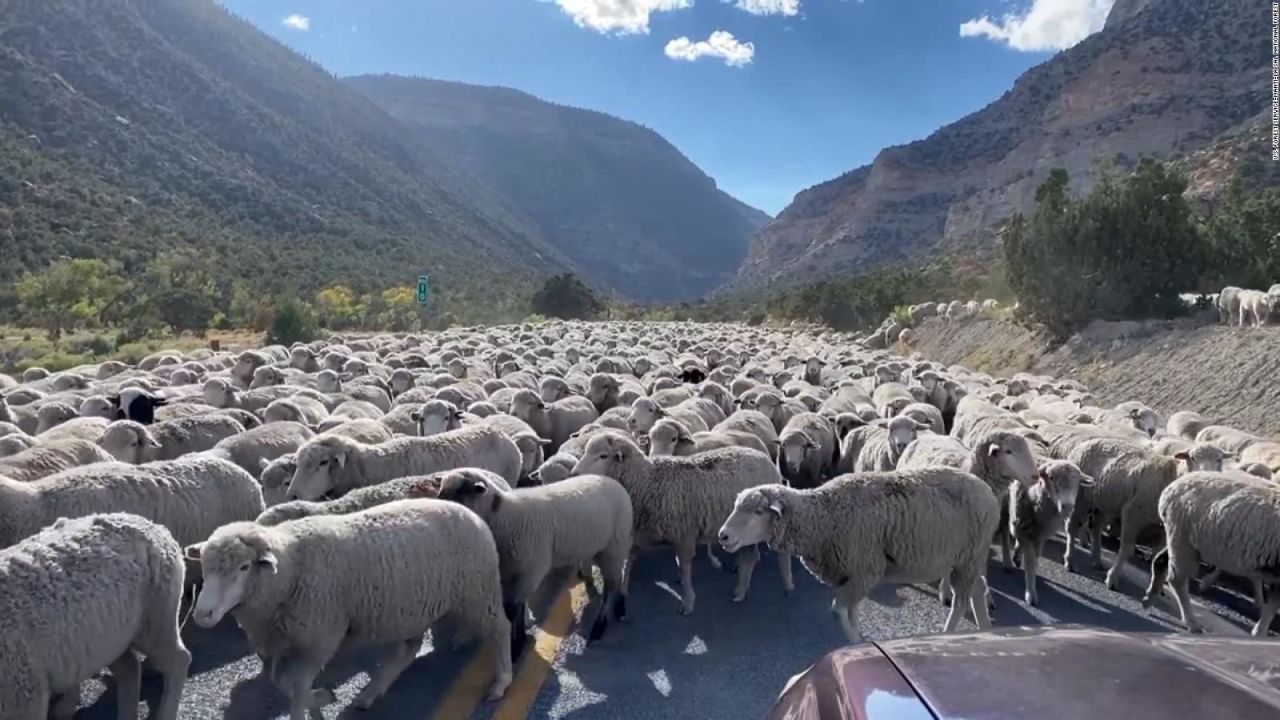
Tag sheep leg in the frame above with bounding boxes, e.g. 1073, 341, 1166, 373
1197, 567, 1223, 594
50, 690, 78, 720
1253, 579, 1267, 609
275, 651, 335, 720
731, 544, 760, 603
1166, 542, 1202, 633
1142, 547, 1168, 608
676, 541, 698, 615
110, 650, 142, 720
134, 603, 191, 720
590, 549, 627, 641
354, 637, 421, 709
944, 570, 976, 632
969, 575, 993, 630
1105, 514, 1142, 591
487, 613, 514, 700
705, 543, 723, 570
1252, 585, 1280, 637
1022, 541, 1041, 607
778, 552, 795, 593
937, 574, 951, 605
1089, 520, 1105, 571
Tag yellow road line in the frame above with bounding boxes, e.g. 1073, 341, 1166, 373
493, 581, 591, 720
431, 638, 498, 720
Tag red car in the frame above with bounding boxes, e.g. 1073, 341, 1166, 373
767, 626, 1280, 720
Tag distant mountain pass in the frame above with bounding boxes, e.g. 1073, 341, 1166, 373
347, 75, 769, 301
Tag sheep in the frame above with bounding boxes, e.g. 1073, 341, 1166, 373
0, 513, 190, 720
509, 389, 598, 453
872, 382, 914, 418
1101, 401, 1160, 438
1240, 289, 1273, 327
207, 421, 315, 477
1009, 460, 1095, 606
529, 452, 578, 485
1239, 462, 1274, 480
1144, 471, 1280, 636
570, 431, 792, 614
717, 467, 998, 643
436, 469, 632, 656
713, 410, 779, 460
1064, 438, 1179, 589
0, 438, 116, 482
34, 401, 79, 434
1216, 286, 1243, 325
1167, 410, 1210, 441
315, 417, 393, 444
99, 415, 245, 464
0, 395, 39, 434
646, 418, 769, 457
1195, 425, 1261, 454
777, 412, 838, 489
482, 414, 548, 484
411, 398, 476, 436
257, 472, 458, 525
838, 416, 928, 473
0, 454, 265, 549
900, 402, 945, 434
263, 395, 329, 426
257, 452, 297, 507
287, 423, 523, 501
188, 499, 513, 714
627, 397, 708, 436
0, 433, 37, 457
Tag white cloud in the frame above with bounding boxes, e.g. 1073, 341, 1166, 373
960, 0, 1114, 51
729, 0, 800, 16
282, 14, 311, 31
664, 30, 755, 67
553, 0, 692, 35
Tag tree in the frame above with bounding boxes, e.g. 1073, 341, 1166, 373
266, 297, 320, 345
314, 284, 362, 329
530, 274, 603, 320
15, 258, 123, 341
1200, 181, 1280, 290
1004, 162, 1206, 339
379, 287, 419, 331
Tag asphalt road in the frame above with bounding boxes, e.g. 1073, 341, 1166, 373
73, 541, 1259, 720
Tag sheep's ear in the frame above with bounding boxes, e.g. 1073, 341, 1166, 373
987, 444, 1002, 457
184, 542, 205, 561
1127, 408, 1141, 419
334, 452, 347, 469
410, 411, 422, 422
154, 397, 168, 407
914, 420, 930, 431
1037, 466, 1049, 483
802, 432, 819, 450
1224, 452, 1237, 460
767, 499, 784, 516
1078, 473, 1096, 488
259, 457, 271, 471
257, 550, 278, 573
537, 438, 552, 445
145, 433, 162, 448
1173, 451, 1190, 461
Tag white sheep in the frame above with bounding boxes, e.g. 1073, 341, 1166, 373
482, 414, 549, 483
718, 467, 998, 642
287, 423, 523, 501
263, 395, 329, 426
99, 415, 244, 464
1216, 286, 1243, 325
257, 472, 458, 525
188, 499, 513, 714
1145, 471, 1280, 635
1064, 437, 1179, 589
437, 469, 632, 656
0, 513, 190, 720
0, 433, 36, 457
838, 416, 927, 473
713, 410, 780, 460
411, 398, 476, 436
777, 412, 838, 489
1009, 460, 1094, 606
207, 420, 315, 477
646, 418, 769, 457
1166, 410, 1210, 441
0, 454, 265, 549
1239, 289, 1273, 327
570, 431, 792, 614
0, 438, 115, 482
509, 388, 598, 453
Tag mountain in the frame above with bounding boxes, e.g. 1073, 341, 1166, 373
730, 0, 1269, 292
346, 75, 770, 302
0, 0, 571, 313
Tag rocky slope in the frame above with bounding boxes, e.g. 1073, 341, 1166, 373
731, 0, 1269, 291
0, 0, 580, 306
347, 75, 769, 301
911, 315, 1280, 437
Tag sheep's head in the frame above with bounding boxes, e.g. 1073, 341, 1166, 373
249, 366, 284, 390
539, 377, 571, 404
512, 433, 548, 478
35, 402, 78, 433
628, 398, 663, 434
779, 429, 819, 475
887, 416, 927, 458
571, 431, 640, 478
257, 453, 298, 506
289, 347, 317, 371
1034, 460, 1094, 518
647, 418, 691, 457
509, 389, 545, 422
587, 374, 619, 407
288, 436, 357, 501
232, 352, 266, 383
203, 379, 236, 408
187, 523, 278, 628
263, 400, 302, 425
468, 401, 498, 418
531, 453, 575, 485
1126, 406, 1159, 437
411, 399, 463, 437
719, 485, 787, 552
100, 420, 161, 464
388, 369, 415, 396
436, 468, 505, 519
981, 431, 1038, 489
1174, 444, 1230, 473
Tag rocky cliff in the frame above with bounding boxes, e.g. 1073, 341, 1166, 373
730, 0, 1269, 292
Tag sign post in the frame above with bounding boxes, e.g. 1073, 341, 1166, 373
417, 275, 430, 306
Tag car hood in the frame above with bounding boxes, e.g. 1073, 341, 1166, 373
769, 627, 1280, 720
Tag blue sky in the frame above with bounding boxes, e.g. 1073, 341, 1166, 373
221, 0, 1115, 215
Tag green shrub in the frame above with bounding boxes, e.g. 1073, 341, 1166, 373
266, 298, 321, 345
16, 351, 93, 373
530, 274, 603, 320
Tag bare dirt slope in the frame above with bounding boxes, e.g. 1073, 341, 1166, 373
910, 315, 1280, 437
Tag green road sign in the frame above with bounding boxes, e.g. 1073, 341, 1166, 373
417, 275, 429, 305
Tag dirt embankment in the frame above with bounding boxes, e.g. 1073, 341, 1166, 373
909, 314, 1280, 437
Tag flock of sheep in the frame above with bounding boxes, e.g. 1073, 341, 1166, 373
1214, 284, 1280, 327
1, 319, 1279, 719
